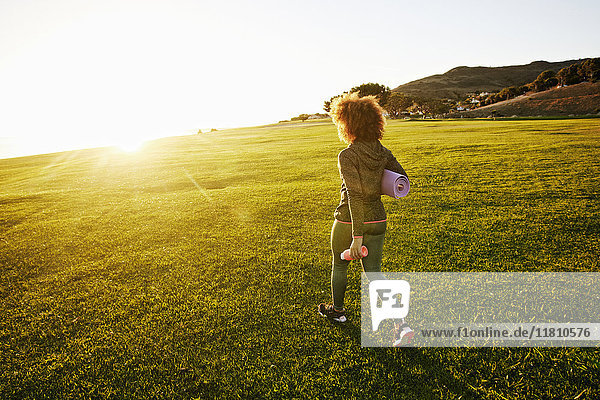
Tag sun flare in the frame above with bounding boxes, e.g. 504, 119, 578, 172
115, 138, 146, 153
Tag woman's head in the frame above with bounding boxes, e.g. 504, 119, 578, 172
330, 92, 385, 143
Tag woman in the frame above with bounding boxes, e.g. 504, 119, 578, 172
318, 92, 413, 346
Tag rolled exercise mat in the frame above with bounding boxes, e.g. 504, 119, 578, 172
381, 169, 410, 198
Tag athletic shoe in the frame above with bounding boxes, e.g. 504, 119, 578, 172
318, 303, 347, 323
392, 323, 415, 347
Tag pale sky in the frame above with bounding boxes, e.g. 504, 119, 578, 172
1, 0, 599, 158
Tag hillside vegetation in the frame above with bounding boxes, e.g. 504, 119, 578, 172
2, 119, 600, 399
393, 60, 580, 99
457, 82, 600, 117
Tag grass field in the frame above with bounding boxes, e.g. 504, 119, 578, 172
1, 118, 600, 399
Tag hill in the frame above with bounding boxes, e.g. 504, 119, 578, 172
455, 81, 600, 117
393, 59, 581, 99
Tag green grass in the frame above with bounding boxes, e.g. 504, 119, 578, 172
1, 119, 600, 399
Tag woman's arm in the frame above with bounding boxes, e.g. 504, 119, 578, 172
386, 150, 408, 179
338, 150, 364, 239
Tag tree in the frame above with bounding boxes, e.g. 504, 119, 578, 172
384, 92, 413, 118
349, 83, 391, 106
429, 99, 451, 116
532, 70, 558, 92
537, 70, 556, 81
411, 97, 449, 118
556, 65, 582, 86
519, 84, 531, 94
410, 97, 427, 116
579, 58, 600, 82
291, 113, 310, 122
323, 83, 390, 112
498, 86, 521, 101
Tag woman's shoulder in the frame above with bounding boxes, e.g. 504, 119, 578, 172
338, 144, 354, 157
379, 143, 395, 157
337, 147, 355, 165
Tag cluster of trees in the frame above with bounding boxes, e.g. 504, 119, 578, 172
528, 58, 599, 92
324, 82, 451, 118
473, 58, 600, 107
289, 113, 329, 122
473, 86, 529, 106
323, 83, 391, 113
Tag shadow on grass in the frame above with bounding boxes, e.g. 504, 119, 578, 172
334, 319, 480, 399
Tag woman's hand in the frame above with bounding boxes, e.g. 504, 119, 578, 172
350, 237, 364, 259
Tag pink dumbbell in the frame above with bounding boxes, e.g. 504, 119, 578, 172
340, 245, 369, 260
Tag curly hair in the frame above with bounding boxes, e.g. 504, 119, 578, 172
330, 92, 385, 143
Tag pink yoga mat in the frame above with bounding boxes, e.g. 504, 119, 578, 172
381, 169, 410, 198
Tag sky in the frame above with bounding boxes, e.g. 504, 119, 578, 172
1, 0, 599, 158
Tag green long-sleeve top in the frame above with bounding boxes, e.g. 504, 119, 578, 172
333, 139, 408, 237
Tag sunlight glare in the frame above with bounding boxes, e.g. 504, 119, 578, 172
115, 138, 146, 153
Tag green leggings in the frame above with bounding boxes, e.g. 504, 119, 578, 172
330, 219, 387, 309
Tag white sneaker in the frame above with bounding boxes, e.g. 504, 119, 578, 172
392, 325, 414, 347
